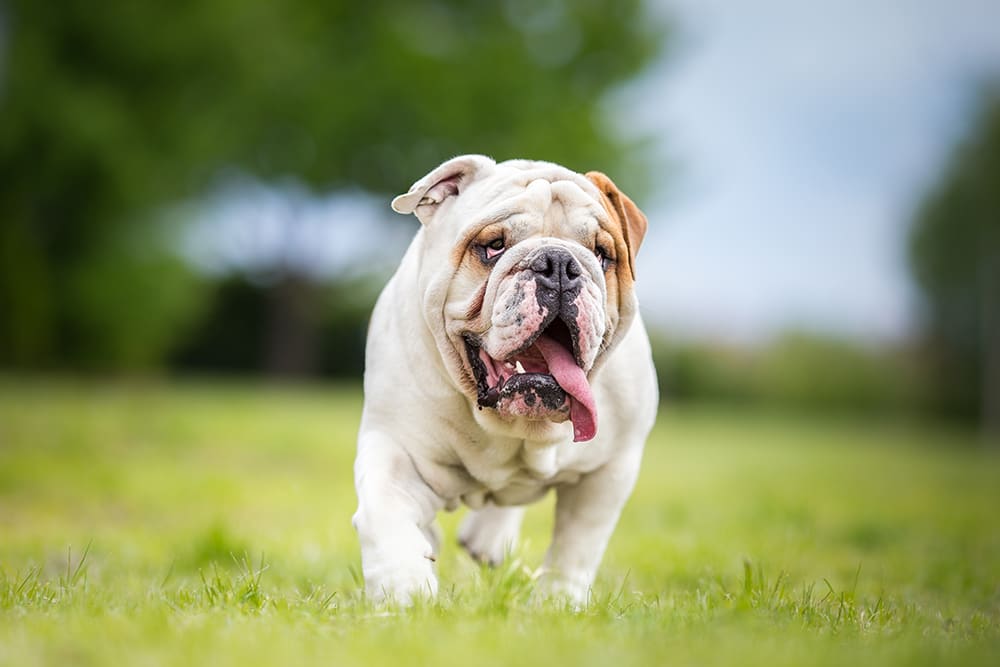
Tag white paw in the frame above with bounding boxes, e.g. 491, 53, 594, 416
363, 556, 438, 605
458, 505, 524, 567
534, 569, 592, 607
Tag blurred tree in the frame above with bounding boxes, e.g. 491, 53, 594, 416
169, 273, 378, 377
910, 89, 1000, 436
651, 333, 921, 417
0, 0, 666, 372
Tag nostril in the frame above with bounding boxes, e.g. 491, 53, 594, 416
531, 254, 554, 278
565, 258, 581, 280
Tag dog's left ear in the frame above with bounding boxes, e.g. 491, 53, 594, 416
391, 155, 496, 225
585, 171, 648, 280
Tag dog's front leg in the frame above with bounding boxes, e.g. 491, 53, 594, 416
538, 450, 642, 605
353, 433, 442, 604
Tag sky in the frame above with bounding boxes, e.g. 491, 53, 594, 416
629, 0, 1000, 342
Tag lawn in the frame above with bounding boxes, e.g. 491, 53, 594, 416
1, 379, 998, 666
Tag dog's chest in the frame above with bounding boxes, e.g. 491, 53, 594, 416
453, 440, 584, 508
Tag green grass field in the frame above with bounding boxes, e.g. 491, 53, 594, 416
1, 379, 998, 666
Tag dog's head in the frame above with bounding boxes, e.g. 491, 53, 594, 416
392, 155, 647, 443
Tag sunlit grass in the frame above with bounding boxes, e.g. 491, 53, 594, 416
1, 378, 998, 666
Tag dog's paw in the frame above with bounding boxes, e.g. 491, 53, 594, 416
533, 569, 592, 608
457, 505, 525, 567
363, 556, 438, 606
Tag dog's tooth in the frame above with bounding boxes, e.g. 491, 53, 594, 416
515, 360, 525, 374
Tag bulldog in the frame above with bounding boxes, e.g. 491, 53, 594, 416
353, 155, 658, 604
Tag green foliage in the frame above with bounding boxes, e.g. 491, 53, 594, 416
68, 227, 213, 369
909, 88, 1000, 430
652, 333, 925, 416
0, 0, 666, 371
754, 335, 919, 412
0, 381, 997, 665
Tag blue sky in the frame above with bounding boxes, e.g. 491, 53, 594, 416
629, 0, 1000, 342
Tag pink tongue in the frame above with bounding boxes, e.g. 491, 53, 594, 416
533, 334, 597, 442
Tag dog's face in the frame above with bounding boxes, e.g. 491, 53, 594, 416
392, 156, 647, 442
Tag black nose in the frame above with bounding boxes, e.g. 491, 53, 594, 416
530, 247, 581, 293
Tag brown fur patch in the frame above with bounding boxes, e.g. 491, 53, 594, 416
584, 172, 648, 283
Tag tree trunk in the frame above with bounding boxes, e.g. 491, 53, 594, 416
264, 274, 320, 377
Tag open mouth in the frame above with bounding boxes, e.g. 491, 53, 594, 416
464, 319, 598, 442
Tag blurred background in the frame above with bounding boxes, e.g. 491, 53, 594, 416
1, 0, 998, 436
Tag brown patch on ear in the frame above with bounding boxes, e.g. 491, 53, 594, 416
585, 171, 648, 280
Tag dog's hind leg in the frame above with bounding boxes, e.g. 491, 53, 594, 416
458, 503, 526, 567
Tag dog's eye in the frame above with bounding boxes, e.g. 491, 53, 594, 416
595, 245, 613, 272
483, 238, 506, 260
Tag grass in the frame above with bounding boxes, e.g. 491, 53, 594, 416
0, 378, 998, 666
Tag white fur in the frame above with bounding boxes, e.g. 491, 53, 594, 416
353, 156, 658, 605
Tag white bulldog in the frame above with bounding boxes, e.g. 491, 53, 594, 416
353, 155, 658, 604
